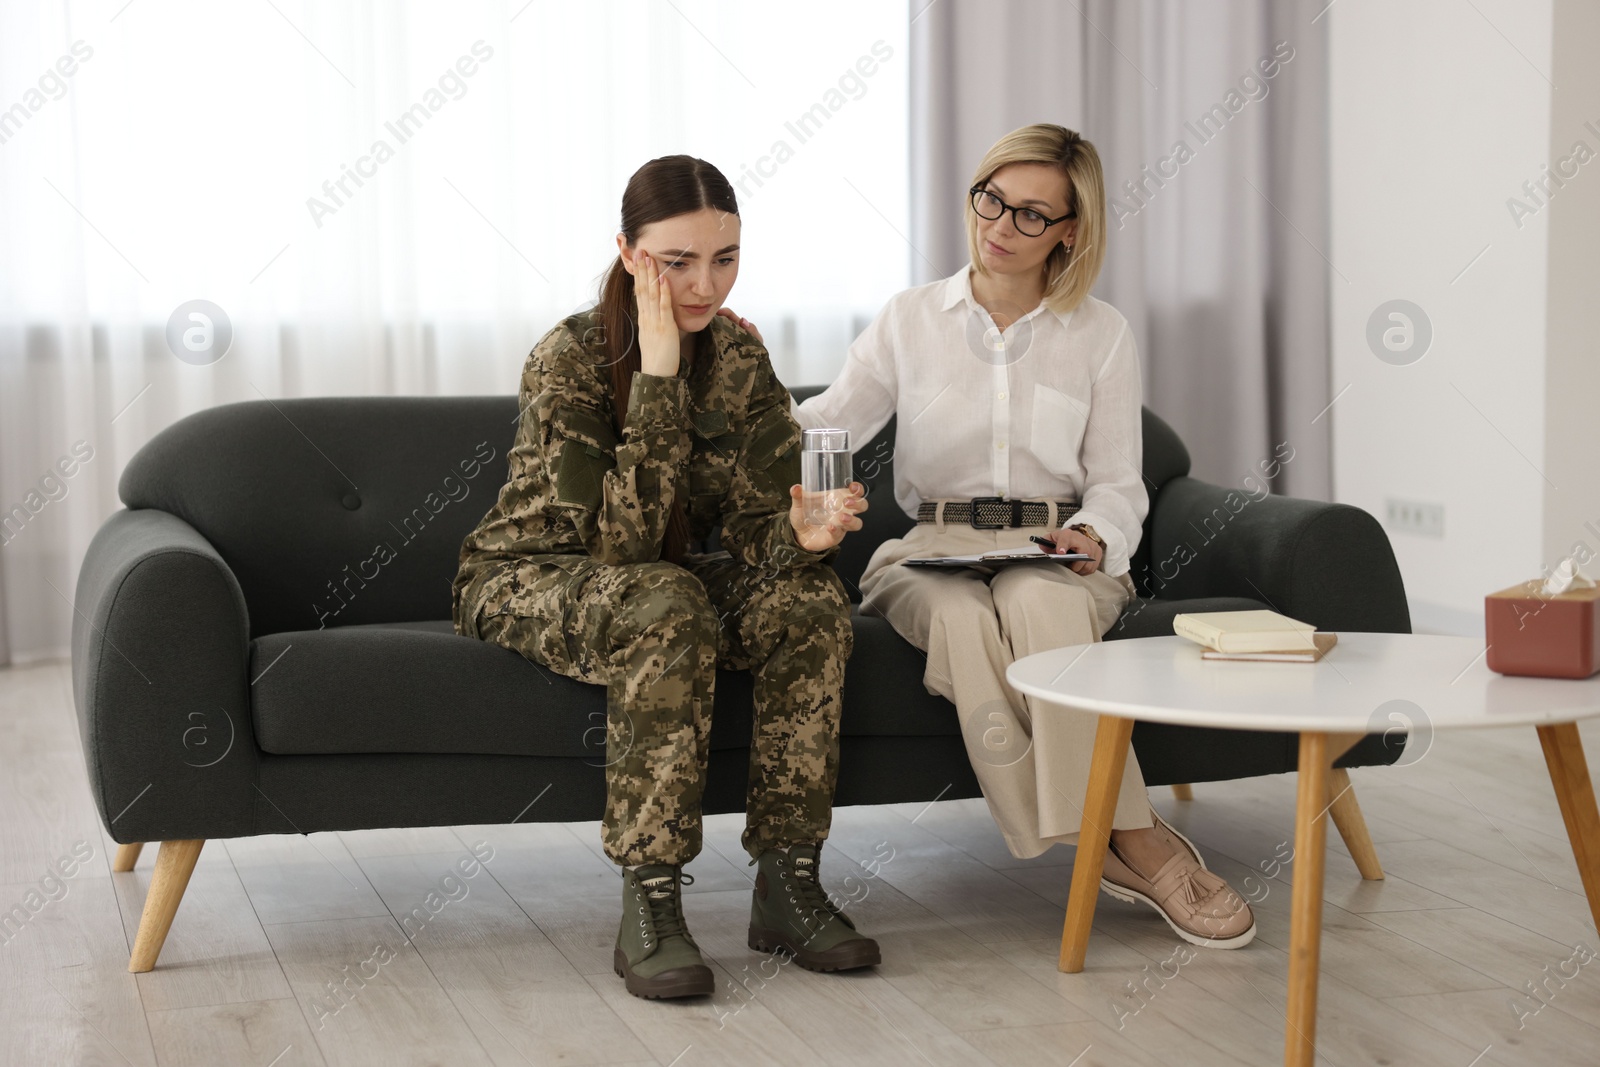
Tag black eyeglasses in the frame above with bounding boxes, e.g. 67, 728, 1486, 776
969, 186, 1074, 237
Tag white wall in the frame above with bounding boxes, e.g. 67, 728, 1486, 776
1330, 0, 1567, 634
1543, 0, 1600, 574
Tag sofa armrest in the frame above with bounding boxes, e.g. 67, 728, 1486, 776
1140, 476, 1411, 633
72, 508, 259, 843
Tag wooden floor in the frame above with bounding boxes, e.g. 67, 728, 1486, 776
4, 658, 1599, 1066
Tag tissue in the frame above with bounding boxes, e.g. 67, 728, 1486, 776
1542, 556, 1597, 597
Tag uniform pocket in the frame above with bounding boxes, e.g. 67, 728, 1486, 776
690, 465, 732, 497
690, 431, 741, 497
741, 408, 802, 496
550, 405, 618, 450
1029, 384, 1091, 476
550, 406, 618, 509
477, 556, 596, 675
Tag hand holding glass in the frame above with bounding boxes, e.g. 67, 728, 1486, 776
801, 428, 852, 527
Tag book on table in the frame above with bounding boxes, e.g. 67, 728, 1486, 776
1199, 632, 1339, 662
1173, 608, 1328, 655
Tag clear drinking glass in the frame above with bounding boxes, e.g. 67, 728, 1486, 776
801, 428, 851, 527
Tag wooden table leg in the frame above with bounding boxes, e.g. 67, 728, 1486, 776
1326, 767, 1384, 881
1536, 722, 1600, 932
1286, 732, 1329, 1067
1058, 714, 1134, 973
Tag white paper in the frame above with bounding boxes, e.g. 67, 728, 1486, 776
1542, 555, 1597, 597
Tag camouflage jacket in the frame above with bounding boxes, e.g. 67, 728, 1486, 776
451, 308, 837, 636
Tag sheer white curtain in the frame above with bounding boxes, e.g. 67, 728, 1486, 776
910, 0, 1332, 502
0, 1, 910, 664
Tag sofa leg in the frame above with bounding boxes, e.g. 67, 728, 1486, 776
1170, 783, 1194, 801
112, 843, 144, 872
128, 839, 205, 973
1326, 768, 1383, 880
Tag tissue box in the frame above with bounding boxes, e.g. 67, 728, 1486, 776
1485, 580, 1600, 678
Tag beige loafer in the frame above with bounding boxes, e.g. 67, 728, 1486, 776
1100, 839, 1257, 949
1149, 807, 1204, 868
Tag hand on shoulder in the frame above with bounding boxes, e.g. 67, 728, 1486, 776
715, 307, 764, 346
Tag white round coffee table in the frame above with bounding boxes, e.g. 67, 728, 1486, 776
1007, 632, 1600, 1067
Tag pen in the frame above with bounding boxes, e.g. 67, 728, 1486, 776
1029, 535, 1058, 552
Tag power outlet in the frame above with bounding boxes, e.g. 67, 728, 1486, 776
1386, 498, 1445, 538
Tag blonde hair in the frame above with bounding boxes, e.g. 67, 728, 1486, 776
966, 124, 1106, 314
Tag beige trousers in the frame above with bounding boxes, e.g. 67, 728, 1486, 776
858, 518, 1154, 859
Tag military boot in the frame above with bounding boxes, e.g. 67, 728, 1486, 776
748, 844, 881, 972
613, 865, 714, 998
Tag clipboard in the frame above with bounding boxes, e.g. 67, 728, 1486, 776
903, 548, 1093, 570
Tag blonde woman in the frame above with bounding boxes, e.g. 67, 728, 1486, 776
791, 124, 1254, 948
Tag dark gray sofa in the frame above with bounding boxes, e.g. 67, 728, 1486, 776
71, 387, 1410, 971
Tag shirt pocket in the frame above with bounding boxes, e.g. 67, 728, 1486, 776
1029, 384, 1091, 477
690, 439, 740, 498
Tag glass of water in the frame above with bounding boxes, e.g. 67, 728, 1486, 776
801, 428, 851, 527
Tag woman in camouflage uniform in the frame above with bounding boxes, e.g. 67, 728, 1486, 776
451, 156, 879, 999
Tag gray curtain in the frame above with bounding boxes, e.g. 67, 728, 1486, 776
910, 0, 1331, 500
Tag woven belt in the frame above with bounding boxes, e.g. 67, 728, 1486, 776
916, 497, 1080, 529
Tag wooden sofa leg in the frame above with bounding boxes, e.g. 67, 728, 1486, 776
112, 843, 144, 872
1326, 768, 1383, 880
1170, 783, 1194, 801
128, 839, 205, 973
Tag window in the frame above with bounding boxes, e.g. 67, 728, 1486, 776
0, 1, 910, 392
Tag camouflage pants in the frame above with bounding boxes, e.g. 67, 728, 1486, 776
477, 554, 852, 866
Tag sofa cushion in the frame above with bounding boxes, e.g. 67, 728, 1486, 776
249, 613, 962, 758
252, 594, 1274, 759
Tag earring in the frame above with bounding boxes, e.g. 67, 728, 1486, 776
1065, 245, 1074, 255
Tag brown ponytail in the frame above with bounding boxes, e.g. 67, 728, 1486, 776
594, 155, 739, 566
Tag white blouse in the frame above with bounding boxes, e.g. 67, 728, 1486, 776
792, 267, 1149, 578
